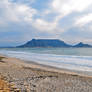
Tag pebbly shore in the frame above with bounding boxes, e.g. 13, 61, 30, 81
0, 56, 92, 92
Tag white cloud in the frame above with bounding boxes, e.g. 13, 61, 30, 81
1, 0, 92, 32
0, 0, 19, 22
33, 19, 57, 31
52, 0, 92, 14
15, 4, 37, 22
0, 0, 37, 26
30, 0, 92, 34
75, 13, 92, 26
31, 18, 64, 34
51, 0, 92, 25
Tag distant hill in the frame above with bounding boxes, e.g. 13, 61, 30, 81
17, 39, 92, 48
73, 42, 92, 47
17, 39, 71, 47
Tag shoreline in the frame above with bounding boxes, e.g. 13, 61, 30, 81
1, 54, 92, 77
0, 55, 92, 91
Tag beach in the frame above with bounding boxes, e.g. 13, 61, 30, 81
0, 55, 92, 92
1, 0, 92, 91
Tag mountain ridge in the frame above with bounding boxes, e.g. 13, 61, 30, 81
74, 42, 92, 47
17, 39, 92, 48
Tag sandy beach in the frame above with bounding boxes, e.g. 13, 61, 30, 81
0, 55, 92, 92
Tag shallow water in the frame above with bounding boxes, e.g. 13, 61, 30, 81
0, 47, 92, 71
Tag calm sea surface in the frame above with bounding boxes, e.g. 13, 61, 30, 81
0, 48, 92, 71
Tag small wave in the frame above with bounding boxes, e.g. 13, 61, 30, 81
0, 49, 92, 71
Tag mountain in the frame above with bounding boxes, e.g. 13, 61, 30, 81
73, 42, 92, 47
17, 39, 92, 48
18, 39, 71, 47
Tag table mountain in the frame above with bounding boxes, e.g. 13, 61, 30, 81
18, 39, 71, 47
17, 39, 92, 48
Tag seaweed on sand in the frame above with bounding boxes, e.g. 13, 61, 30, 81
0, 56, 5, 63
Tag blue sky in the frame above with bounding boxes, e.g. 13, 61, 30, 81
0, 0, 92, 46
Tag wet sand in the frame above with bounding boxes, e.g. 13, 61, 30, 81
0, 55, 92, 92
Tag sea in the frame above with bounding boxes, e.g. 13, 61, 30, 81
0, 47, 92, 72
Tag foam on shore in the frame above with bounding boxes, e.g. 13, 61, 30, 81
0, 50, 92, 72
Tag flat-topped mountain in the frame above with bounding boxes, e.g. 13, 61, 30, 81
17, 39, 92, 48
73, 42, 92, 47
18, 39, 71, 47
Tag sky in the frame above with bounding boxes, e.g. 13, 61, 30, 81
0, 0, 92, 46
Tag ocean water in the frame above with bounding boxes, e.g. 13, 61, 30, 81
0, 48, 92, 71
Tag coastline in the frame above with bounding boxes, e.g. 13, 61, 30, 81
0, 55, 92, 92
